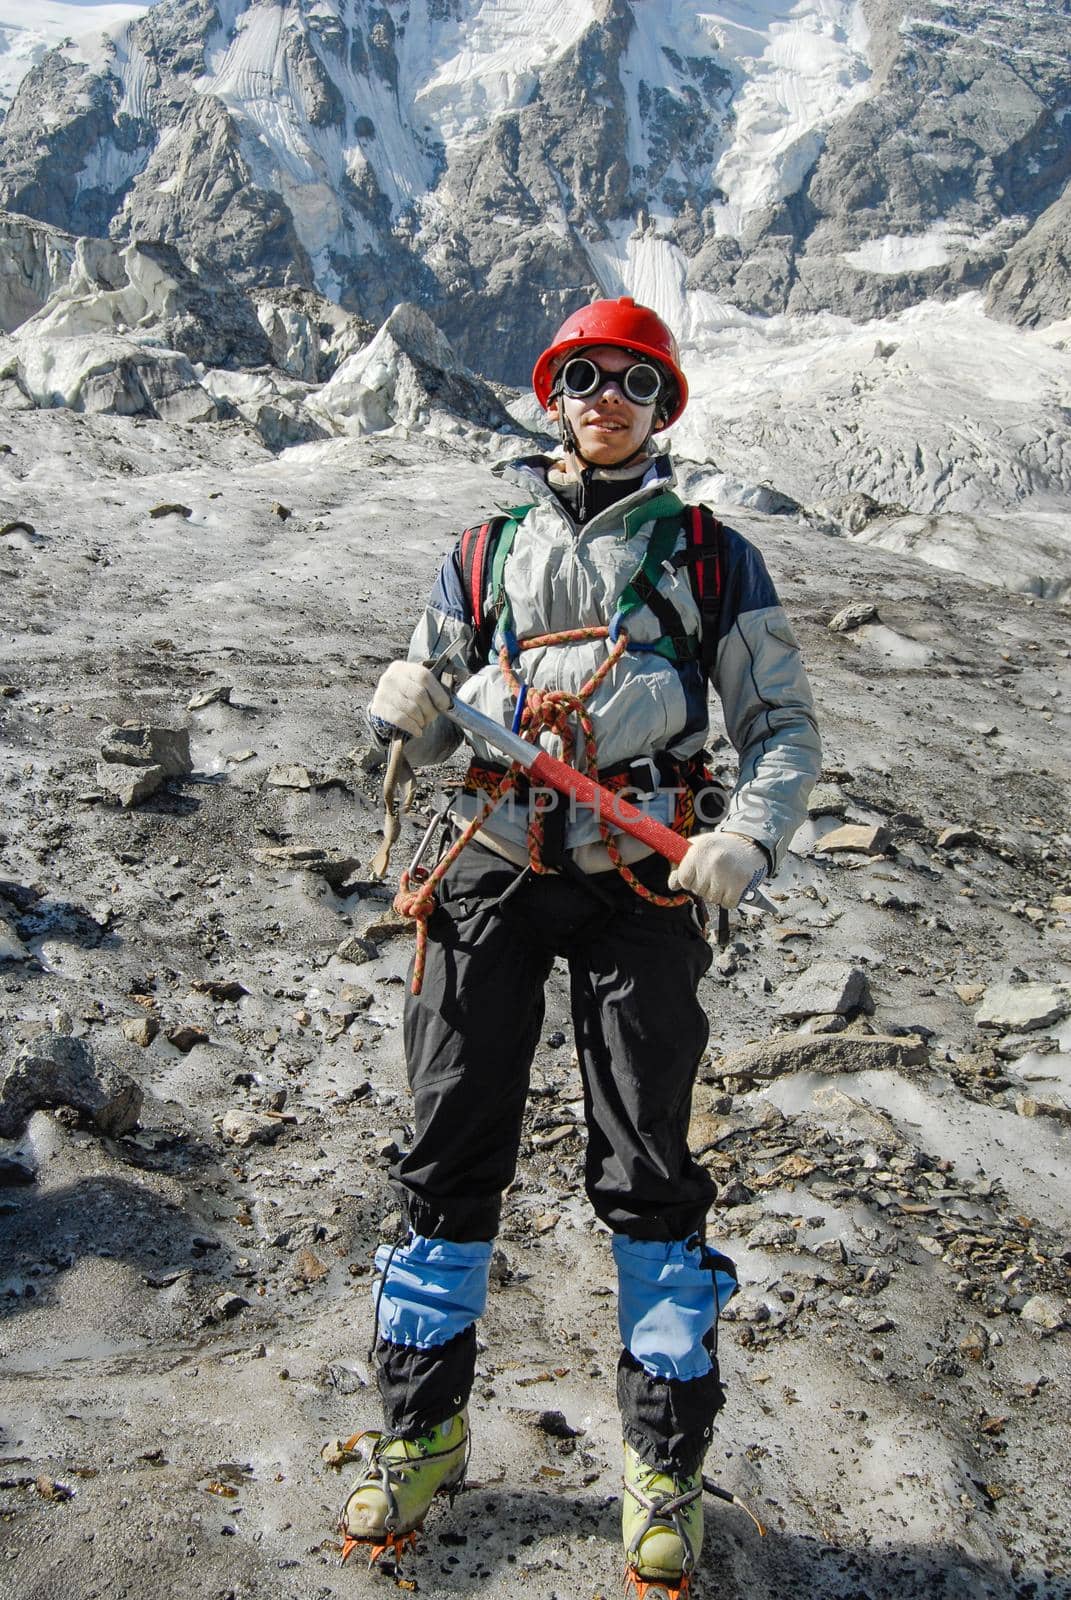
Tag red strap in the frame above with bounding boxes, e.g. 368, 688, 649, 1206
468, 520, 491, 633
691, 504, 722, 602
690, 505, 705, 600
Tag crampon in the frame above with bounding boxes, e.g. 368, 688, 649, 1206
624, 1566, 692, 1599
337, 1412, 468, 1571
339, 1527, 418, 1570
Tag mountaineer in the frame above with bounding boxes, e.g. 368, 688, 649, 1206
339, 296, 821, 1596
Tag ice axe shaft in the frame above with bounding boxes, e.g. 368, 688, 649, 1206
443, 694, 690, 865
442, 695, 779, 922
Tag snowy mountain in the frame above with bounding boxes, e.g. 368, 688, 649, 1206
0, 1, 1068, 597
0, 0, 150, 117
0, 0, 1068, 382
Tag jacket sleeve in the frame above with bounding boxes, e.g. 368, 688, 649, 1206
381, 541, 476, 769
712, 529, 821, 872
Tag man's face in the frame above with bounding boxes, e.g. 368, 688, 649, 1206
549, 344, 658, 467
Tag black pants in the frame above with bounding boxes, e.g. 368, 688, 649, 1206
377, 842, 726, 1471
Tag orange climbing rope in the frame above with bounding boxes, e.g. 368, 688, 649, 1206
393, 626, 691, 994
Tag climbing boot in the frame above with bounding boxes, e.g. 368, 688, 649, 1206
338, 1410, 468, 1567
622, 1440, 702, 1598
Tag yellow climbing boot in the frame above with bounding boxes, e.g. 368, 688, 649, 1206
622, 1440, 702, 1598
338, 1411, 468, 1566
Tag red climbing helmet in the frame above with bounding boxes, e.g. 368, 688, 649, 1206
531, 296, 688, 428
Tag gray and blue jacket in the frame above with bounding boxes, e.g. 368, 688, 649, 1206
397, 452, 821, 871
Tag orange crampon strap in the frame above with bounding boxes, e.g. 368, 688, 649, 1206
339, 1528, 418, 1569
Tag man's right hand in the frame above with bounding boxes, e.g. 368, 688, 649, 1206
369, 662, 451, 740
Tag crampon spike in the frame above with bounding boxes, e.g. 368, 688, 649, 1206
624, 1567, 691, 1600
339, 1528, 418, 1569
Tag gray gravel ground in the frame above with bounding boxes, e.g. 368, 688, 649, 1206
0, 413, 1069, 1600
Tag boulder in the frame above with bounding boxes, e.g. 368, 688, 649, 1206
975, 982, 1071, 1032
100, 725, 192, 779
0, 1034, 141, 1138
718, 1031, 929, 1084
777, 960, 872, 1019
96, 762, 166, 809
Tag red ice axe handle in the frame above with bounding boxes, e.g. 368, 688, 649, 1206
443, 695, 690, 866
528, 748, 689, 864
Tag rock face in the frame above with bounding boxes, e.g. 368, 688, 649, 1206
311, 303, 516, 436
986, 183, 1071, 330
0, 0, 1068, 386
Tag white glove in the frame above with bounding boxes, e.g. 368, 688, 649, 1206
668, 830, 768, 909
369, 661, 450, 740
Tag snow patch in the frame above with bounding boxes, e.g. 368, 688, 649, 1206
844, 220, 1017, 275
75, 134, 151, 198
404, 0, 597, 147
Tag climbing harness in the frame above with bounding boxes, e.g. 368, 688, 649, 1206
394, 622, 696, 993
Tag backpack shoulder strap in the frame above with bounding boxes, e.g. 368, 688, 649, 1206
458, 504, 533, 661
686, 504, 724, 680
459, 519, 496, 639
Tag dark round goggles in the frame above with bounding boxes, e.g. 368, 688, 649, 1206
558, 355, 665, 406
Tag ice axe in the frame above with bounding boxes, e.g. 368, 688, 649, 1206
441, 694, 777, 927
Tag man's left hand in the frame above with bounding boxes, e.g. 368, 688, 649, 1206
668, 830, 767, 909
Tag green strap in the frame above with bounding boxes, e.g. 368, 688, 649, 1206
615, 514, 697, 661
621, 490, 684, 540
488, 513, 523, 639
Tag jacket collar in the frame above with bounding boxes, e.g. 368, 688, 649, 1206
492, 451, 678, 535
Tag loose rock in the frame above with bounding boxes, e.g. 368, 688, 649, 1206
976, 981, 1071, 1032
1018, 1294, 1067, 1331
777, 960, 872, 1019
266, 765, 313, 790
166, 1024, 209, 1053
718, 1031, 929, 1083
807, 784, 850, 818
0, 1034, 142, 1138
188, 685, 232, 710
221, 1109, 284, 1148
101, 724, 192, 778
96, 761, 167, 808
815, 824, 892, 856
937, 826, 980, 849
829, 602, 878, 633
335, 934, 378, 964
122, 1015, 159, 1047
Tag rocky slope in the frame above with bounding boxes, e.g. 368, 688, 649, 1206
2, 205, 1069, 600
0, 0, 1068, 383
0, 404, 1068, 1600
